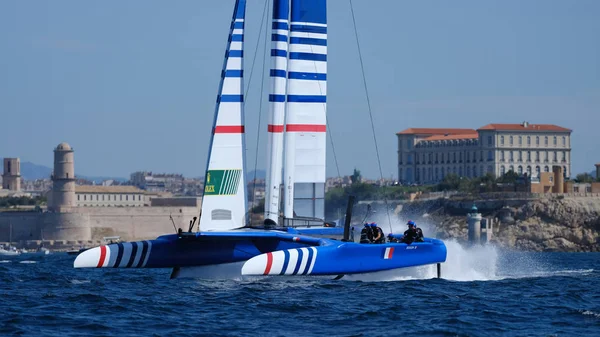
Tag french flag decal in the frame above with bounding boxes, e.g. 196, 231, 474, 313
384, 247, 394, 259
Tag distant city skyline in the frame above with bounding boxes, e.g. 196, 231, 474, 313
1, 0, 599, 179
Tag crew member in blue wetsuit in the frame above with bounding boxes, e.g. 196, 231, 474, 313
370, 223, 386, 244
359, 223, 373, 243
400, 220, 424, 244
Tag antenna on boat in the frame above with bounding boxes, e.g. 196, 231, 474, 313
169, 213, 178, 234
342, 195, 355, 242
188, 217, 197, 233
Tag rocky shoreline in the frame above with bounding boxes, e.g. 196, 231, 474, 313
398, 196, 600, 252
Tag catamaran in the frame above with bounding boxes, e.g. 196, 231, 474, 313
74, 0, 447, 279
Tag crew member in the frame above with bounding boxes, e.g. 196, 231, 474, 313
400, 220, 424, 244
388, 233, 400, 243
359, 223, 373, 243
370, 223, 385, 244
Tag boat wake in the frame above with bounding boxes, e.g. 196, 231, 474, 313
341, 216, 591, 282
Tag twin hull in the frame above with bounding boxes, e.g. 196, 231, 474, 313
74, 230, 447, 277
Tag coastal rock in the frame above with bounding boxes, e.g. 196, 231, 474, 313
399, 196, 600, 252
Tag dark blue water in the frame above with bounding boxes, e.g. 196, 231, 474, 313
1, 245, 599, 337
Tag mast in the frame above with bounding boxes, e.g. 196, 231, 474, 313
199, 0, 248, 231
283, 0, 328, 220
264, 0, 290, 225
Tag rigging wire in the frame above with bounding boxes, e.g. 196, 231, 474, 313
243, 0, 270, 99
251, 0, 271, 216
307, 38, 342, 181
348, 0, 393, 233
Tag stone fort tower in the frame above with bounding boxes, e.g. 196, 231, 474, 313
2, 158, 21, 191
49, 142, 76, 211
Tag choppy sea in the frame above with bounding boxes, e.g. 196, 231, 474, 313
1, 241, 599, 337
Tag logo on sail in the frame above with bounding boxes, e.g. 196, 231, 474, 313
204, 169, 242, 195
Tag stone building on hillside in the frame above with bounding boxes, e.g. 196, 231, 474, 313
397, 122, 572, 184
0, 142, 201, 248
2, 158, 21, 191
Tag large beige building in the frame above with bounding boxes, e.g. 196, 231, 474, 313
397, 122, 572, 184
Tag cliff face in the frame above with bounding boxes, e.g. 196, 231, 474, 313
399, 196, 600, 252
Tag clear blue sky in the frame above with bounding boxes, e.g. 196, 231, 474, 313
1, 0, 598, 179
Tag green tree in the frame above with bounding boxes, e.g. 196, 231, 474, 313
497, 171, 519, 184
575, 173, 595, 183
351, 168, 362, 185
437, 173, 461, 191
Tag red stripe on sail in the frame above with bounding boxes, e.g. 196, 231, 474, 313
388, 247, 394, 259
264, 252, 273, 275
97, 245, 107, 268
285, 124, 326, 132
268, 124, 284, 133
213, 126, 245, 134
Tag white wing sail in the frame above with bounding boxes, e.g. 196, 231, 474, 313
283, 0, 327, 220
200, 0, 248, 231
264, 0, 290, 225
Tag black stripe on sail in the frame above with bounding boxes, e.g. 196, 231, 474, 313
136, 241, 149, 268
113, 243, 124, 268
126, 242, 138, 268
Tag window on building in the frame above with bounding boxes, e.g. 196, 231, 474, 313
544, 166, 549, 172
77, 195, 80, 201
527, 151, 531, 161
553, 136, 557, 146
102, 195, 105, 201
488, 136, 492, 146
509, 165, 514, 172
500, 152, 505, 161
120, 195, 122, 201
536, 166, 540, 176
407, 154, 413, 164
519, 136, 522, 145
553, 151, 557, 162
126, 195, 129, 201
510, 151, 514, 161
536, 136, 540, 145
527, 136, 531, 145
563, 166, 567, 178
518, 151, 522, 162
500, 136, 504, 145
562, 136, 566, 146
510, 136, 513, 145
459, 152, 463, 163
536, 151, 540, 162
487, 151, 493, 161
96, 195, 98, 201
459, 167, 463, 176
518, 166, 523, 175
500, 166, 505, 176
466, 166, 471, 177
545, 136, 548, 146
526, 166, 532, 177
84, 195, 86, 201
